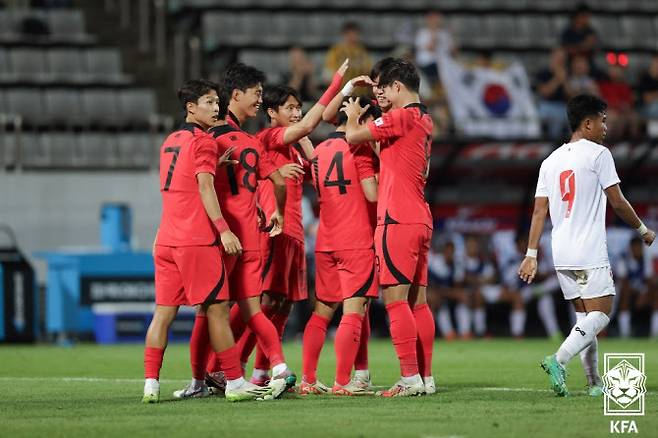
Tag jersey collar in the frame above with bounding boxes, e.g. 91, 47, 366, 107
228, 111, 241, 128
328, 131, 346, 139
403, 102, 429, 115
179, 122, 205, 132
209, 123, 239, 138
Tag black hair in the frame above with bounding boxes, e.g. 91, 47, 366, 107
342, 21, 360, 33
376, 58, 421, 93
217, 85, 231, 120
335, 96, 382, 126
370, 57, 396, 81
177, 79, 218, 111
262, 85, 302, 122
222, 62, 266, 95
566, 94, 607, 132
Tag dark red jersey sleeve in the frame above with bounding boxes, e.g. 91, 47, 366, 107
366, 108, 406, 143
353, 144, 376, 180
193, 136, 218, 176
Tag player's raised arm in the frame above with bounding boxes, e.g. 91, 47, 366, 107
518, 197, 549, 284
605, 184, 656, 245
322, 75, 375, 123
197, 172, 242, 256
280, 59, 349, 145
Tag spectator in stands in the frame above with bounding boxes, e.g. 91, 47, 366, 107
567, 55, 599, 96
560, 4, 599, 69
324, 21, 372, 94
535, 48, 572, 139
616, 237, 658, 338
598, 63, 639, 141
428, 240, 468, 341
285, 46, 318, 102
638, 54, 658, 120
414, 10, 456, 87
464, 235, 497, 338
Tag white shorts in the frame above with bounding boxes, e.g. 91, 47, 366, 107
480, 284, 503, 303
556, 266, 616, 301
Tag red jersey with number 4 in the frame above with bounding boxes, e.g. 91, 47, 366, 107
312, 132, 376, 251
210, 124, 278, 251
256, 126, 306, 243
367, 103, 433, 228
157, 123, 218, 247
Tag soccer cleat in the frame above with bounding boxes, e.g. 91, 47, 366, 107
376, 379, 425, 398
540, 354, 570, 397
298, 380, 331, 395
173, 381, 210, 399
249, 374, 270, 387
353, 374, 375, 392
141, 391, 159, 404
423, 376, 436, 395
205, 371, 227, 396
332, 380, 374, 396
271, 368, 297, 394
587, 376, 604, 397
225, 381, 275, 402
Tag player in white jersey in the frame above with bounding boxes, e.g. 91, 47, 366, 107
518, 94, 655, 397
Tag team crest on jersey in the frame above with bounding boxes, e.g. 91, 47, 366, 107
374, 117, 384, 127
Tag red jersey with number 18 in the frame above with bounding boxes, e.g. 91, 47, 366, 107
156, 123, 219, 247
366, 103, 433, 228
312, 132, 376, 252
210, 124, 278, 251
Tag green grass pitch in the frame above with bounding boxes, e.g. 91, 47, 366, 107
1, 338, 656, 437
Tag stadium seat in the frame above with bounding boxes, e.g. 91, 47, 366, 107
47, 9, 89, 42
47, 49, 86, 83
78, 132, 118, 167
118, 89, 158, 128
44, 88, 84, 127
41, 132, 81, 167
85, 49, 130, 84
9, 48, 49, 83
0, 131, 17, 168
81, 89, 121, 127
620, 17, 657, 50
590, 16, 627, 50
0, 48, 15, 83
19, 132, 50, 167
117, 133, 153, 167
6, 89, 49, 127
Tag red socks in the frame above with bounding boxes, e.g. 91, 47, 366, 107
386, 300, 419, 377
253, 308, 289, 371
354, 309, 370, 371
215, 345, 242, 380
190, 314, 210, 380
247, 312, 285, 367
413, 303, 435, 378
301, 313, 330, 383
144, 347, 165, 379
335, 313, 363, 386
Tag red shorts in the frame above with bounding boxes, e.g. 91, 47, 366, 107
225, 250, 262, 301
374, 223, 431, 287
261, 233, 307, 301
315, 248, 379, 303
154, 245, 228, 306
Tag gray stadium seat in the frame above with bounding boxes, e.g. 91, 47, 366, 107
44, 88, 84, 127
118, 89, 157, 128
0, 131, 17, 168
47, 9, 87, 42
621, 17, 657, 50
590, 16, 627, 50
117, 133, 153, 167
41, 132, 80, 167
525, 15, 554, 48
9, 48, 48, 83
19, 132, 49, 168
7, 89, 48, 127
0, 48, 15, 83
85, 49, 130, 84
0, 11, 16, 41
78, 132, 118, 167
47, 49, 86, 83
81, 89, 120, 127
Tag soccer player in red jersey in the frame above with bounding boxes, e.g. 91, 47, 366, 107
142, 80, 281, 403
236, 63, 350, 385
343, 59, 436, 397
298, 96, 380, 396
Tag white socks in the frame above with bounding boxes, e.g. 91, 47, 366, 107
225, 376, 246, 391
618, 311, 631, 338
354, 369, 370, 381
510, 310, 526, 337
252, 368, 269, 379
455, 303, 472, 336
575, 312, 599, 381
437, 307, 454, 336
473, 308, 486, 336
556, 311, 609, 366
401, 374, 423, 386
272, 363, 288, 377
144, 378, 159, 393
537, 295, 560, 337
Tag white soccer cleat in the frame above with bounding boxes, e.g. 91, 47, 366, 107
376, 379, 425, 398
353, 374, 375, 392
172, 380, 210, 399
225, 380, 276, 402
423, 376, 436, 395
332, 380, 374, 396
142, 378, 160, 404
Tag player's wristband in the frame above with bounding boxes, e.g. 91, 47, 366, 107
525, 248, 538, 258
636, 222, 648, 236
319, 71, 344, 106
213, 217, 230, 234
341, 81, 354, 96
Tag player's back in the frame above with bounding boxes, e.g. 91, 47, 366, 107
537, 138, 620, 269
157, 123, 218, 247
312, 132, 375, 252
370, 104, 433, 228
210, 124, 275, 251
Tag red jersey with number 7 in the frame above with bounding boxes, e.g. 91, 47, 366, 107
312, 132, 377, 251
366, 103, 433, 228
156, 123, 219, 247
210, 124, 278, 251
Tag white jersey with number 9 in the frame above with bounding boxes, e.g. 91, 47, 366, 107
535, 139, 620, 270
